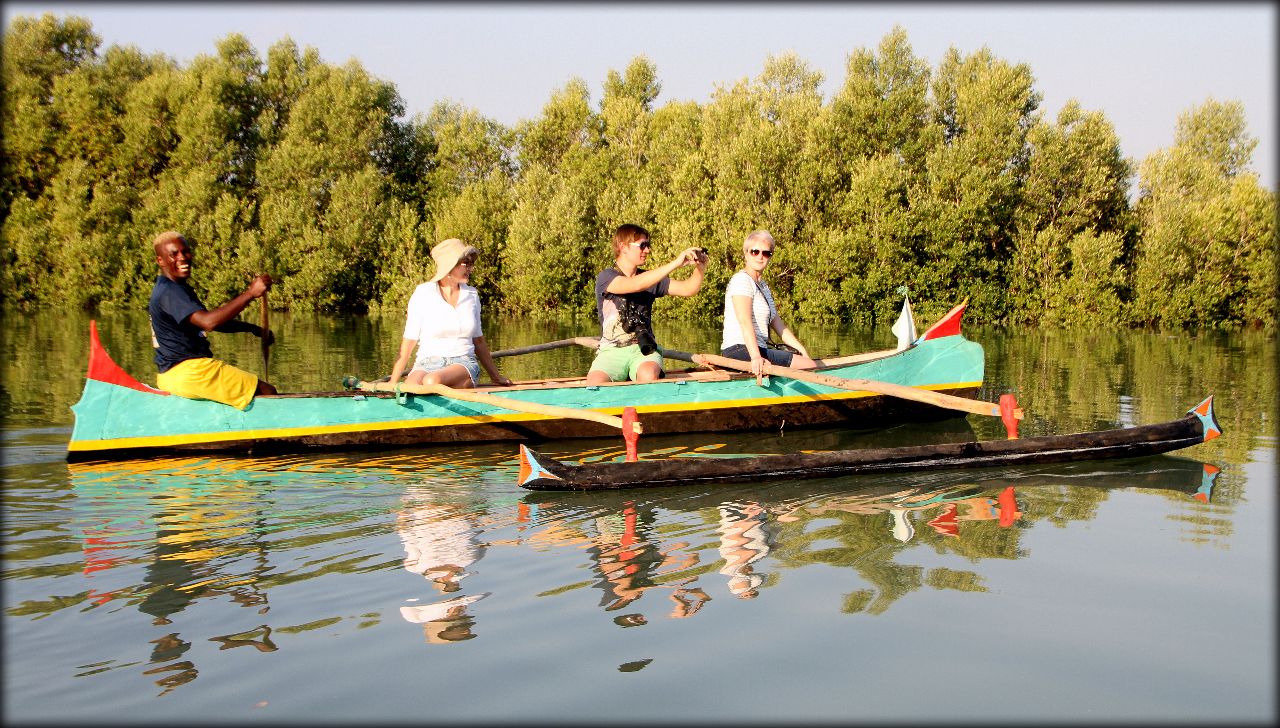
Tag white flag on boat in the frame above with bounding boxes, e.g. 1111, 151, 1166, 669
891, 294, 917, 351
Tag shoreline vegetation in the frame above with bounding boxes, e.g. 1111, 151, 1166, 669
2, 14, 1275, 330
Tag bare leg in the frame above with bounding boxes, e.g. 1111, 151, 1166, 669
586, 369, 612, 385
422, 365, 475, 389
789, 355, 818, 370
634, 360, 662, 382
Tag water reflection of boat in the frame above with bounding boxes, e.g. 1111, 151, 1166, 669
516, 398, 1221, 490
521, 457, 1219, 617
522, 456, 1220, 520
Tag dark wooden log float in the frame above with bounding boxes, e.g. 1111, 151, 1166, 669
516, 397, 1222, 491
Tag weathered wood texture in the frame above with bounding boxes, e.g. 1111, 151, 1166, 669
519, 413, 1214, 491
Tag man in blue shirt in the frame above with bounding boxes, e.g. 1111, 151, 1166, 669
148, 230, 276, 409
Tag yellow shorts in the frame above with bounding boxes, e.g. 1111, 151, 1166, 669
157, 357, 258, 410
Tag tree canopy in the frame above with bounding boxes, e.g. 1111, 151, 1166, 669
2, 14, 1274, 330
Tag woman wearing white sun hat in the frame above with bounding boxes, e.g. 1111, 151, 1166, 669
388, 238, 511, 390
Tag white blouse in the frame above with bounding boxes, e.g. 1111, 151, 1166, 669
403, 282, 482, 358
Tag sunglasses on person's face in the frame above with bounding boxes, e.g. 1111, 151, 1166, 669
629, 240, 652, 251
748, 248, 774, 258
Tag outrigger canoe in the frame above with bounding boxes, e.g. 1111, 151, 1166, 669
67, 305, 982, 461
515, 398, 1222, 491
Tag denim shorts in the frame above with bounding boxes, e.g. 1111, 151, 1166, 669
413, 354, 480, 385
720, 344, 794, 367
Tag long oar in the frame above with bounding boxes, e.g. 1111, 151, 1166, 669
490, 337, 601, 358
260, 290, 270, 379
351, 378, 642, 433
688, 352, 1024, 420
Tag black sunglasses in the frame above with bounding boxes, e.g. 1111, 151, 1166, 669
629, 240, 652, 251
748, 248, 774, 258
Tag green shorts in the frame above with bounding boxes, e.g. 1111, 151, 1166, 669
588, 344, 664, 382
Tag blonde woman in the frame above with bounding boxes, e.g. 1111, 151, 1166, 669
720, 230, 816, 377
389, 239, 511, 390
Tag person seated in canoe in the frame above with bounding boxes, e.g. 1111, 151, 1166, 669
720, 230, 817, 378
148, 230, 277, 410
586, 224, 707, 384
388, 238, 512, 390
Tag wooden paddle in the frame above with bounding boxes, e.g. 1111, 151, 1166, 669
490, 337, 601, 358
688, 351, 1024, 420
260, 290, 270, 378
354, 378, 643, 433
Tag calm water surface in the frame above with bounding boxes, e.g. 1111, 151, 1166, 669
2, 310, 1275, 723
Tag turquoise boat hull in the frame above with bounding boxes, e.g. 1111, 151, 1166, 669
68, 309, 985, 461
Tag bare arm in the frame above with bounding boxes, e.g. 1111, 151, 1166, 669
770, 315, 811, 359
473, 336, 512, 386
389, 338, 417, 386
667, 250, 707, 298
606, 248, 704, 295
189, 274, 271, 334
732, 294, 765, 377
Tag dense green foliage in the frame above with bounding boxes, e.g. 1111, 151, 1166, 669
3, 15, 1275, 329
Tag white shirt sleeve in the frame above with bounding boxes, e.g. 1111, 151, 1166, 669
403, 284, 428, 340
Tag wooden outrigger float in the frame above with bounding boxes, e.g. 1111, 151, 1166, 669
67, 304, 992, 461
515, 397, 1222, 491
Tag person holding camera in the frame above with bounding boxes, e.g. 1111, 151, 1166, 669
586, 224, 707, 384
720, 230, 817, 378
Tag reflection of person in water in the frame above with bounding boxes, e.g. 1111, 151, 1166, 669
776, 486, 1023, 542
399, 500, 486, 593
400, 593, 488, 644
397, 496, 488, 643
717, 501, 777, 599
587, 502, 699, 617
135, 495, 272, 692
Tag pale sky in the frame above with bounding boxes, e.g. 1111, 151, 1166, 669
4, 2, 1276, 189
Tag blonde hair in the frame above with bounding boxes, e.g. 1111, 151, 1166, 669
152, 230, 188, 255
743, 229, 775, 253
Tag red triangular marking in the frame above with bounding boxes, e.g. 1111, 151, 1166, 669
86, 321, 169, 395
927, 504, 959, 537
921, 302, 967, 340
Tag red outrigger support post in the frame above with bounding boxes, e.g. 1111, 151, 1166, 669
999, 394, 1020, 439
622, 407, 640, 462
